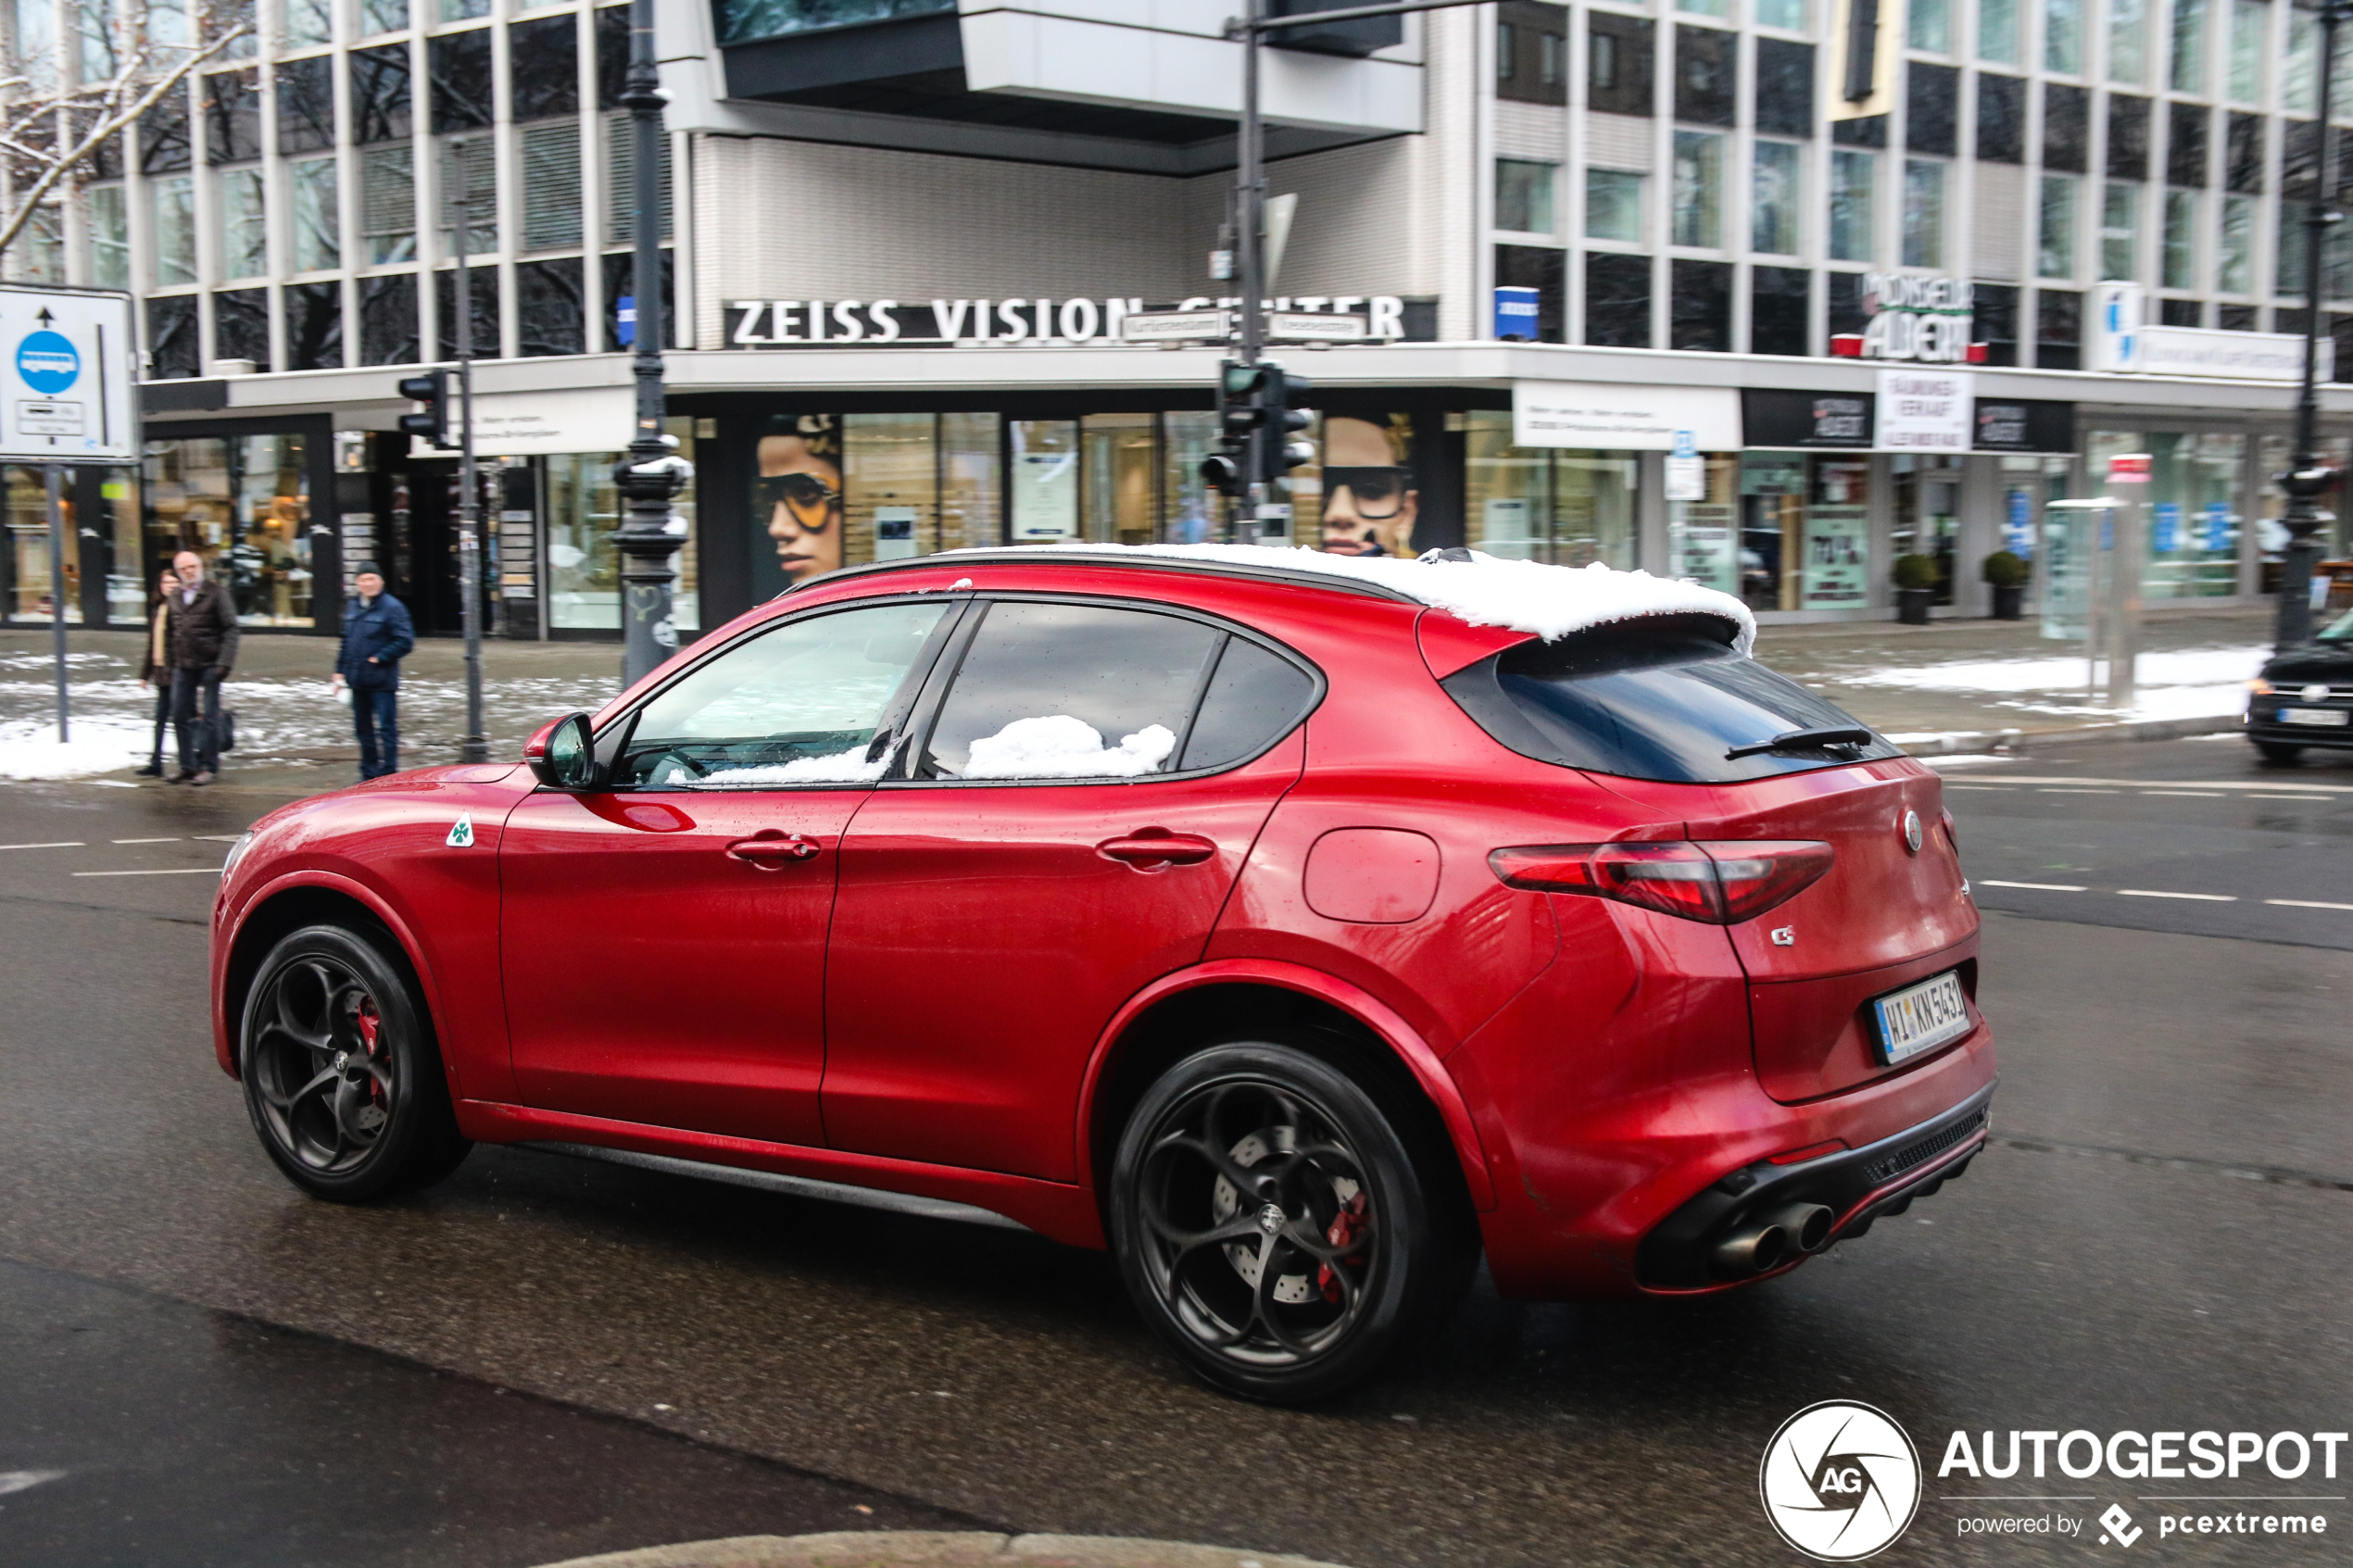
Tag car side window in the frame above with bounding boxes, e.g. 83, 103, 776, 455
1178, 637, 1317, 771
618, 601, 950, 787
922, 601, 1223, 781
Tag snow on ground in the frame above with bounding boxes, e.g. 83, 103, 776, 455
1840, 646, 2266, 721
0, 715, 156, 780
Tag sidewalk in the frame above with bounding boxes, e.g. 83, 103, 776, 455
0, 608, 2272, 784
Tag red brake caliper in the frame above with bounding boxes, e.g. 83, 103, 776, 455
354, 1001, 385, 1113
1318, 1193, 1369, 1304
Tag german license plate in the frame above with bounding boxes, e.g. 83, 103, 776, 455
2282, 707, 2350, 726
1870, 971, 1972, 1065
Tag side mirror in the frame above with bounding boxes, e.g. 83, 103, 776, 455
525, 712, 602, 791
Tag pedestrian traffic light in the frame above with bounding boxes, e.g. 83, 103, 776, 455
396, 369, 448, 445
1261, 365, 1315, 487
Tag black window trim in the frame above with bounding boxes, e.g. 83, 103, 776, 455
581, 589, 977, 794
885, 590, 1327, 791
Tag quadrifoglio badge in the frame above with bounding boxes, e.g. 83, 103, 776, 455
1763, 1405, 2347, 1555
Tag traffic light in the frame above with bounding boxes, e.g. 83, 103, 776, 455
396, 369, 448, 445
1261, 365, 1315, 487
1203, 359, 1267, 499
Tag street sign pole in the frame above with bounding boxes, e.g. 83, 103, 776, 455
44, 462, 66, 740
451, 137, 488, 763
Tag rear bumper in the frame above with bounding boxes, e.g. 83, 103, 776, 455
1632, 1080, 1993, 1289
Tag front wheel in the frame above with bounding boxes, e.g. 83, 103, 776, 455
241, 922, 471, 1202
1108, 1040, 1473, 1403
2256, 741, 2307, 765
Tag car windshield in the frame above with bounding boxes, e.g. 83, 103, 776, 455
1440, 613, 1904, 784
2320, 608, 2353, 642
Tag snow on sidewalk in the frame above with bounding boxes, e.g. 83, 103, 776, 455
0, 715, 155, 781
1836, 645, 2267, 721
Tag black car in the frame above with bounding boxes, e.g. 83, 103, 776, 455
2248, 608, 2353, 761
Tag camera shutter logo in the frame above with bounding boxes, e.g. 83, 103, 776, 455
1759, 1401, 1923, 1561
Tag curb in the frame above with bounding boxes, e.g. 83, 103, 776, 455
1897, 714, 2245, 757
532, 1534, 1353, 1568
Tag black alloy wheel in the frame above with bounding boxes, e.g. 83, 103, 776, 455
242, 923, 470, 1202
1110, 1040, 1472, 1403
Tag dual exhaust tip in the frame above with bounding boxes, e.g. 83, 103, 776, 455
1712, 1202, 1836, 1277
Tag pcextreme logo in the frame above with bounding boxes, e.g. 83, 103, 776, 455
1760, 1401, 1925, 1561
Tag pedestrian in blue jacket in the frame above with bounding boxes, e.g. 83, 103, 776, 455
334, 563, 415, 780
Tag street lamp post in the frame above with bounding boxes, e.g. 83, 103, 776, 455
450, 135, 487, 763
2279, 0, 2353, 652
611, 0, 693, 687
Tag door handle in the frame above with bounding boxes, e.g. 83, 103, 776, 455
726, 832, 821, 868
1096, 831, 1217, 870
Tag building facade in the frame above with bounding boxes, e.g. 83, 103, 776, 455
5, 0, 2351, 637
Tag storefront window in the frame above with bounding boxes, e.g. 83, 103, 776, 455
5, 469, 76, 621
1464, 413, 1638, 567
1804, 458, 1872, 609
2256, 433, 2350, 590
1892, 456, 1960, 605
1163, 412, 1220, 545
2144, 432, 2245, 598
1669, 453, 1740, 591
1082, 412, 1156, 545
546, 452, 619, 630
140, 435, 313, 627
941, 412, 1001, 552
1738, 455, 1806, 609
1010, 419, 1079, 543
844, 411, 937, 563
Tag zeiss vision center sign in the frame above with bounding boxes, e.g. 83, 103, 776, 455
0, 285, 136, 462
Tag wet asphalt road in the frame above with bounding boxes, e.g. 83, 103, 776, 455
0, 739, 2348, 1568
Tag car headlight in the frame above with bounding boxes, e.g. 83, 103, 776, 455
220, 831, 256, 878
2248, 678, 2275, 695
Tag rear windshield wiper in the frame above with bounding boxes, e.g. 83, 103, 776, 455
1724, 725, 1876, 760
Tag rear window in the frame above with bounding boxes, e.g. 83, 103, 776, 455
1440, 613, 1903, 784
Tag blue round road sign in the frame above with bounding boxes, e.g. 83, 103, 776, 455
17, 330, 79, 395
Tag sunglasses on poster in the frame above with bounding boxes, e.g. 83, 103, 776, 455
1322, 466, 1410, 520
756, 471, 842, 529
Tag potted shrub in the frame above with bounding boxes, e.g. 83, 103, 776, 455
1982, 549, 2030, 621
1894, 553, 1940, 624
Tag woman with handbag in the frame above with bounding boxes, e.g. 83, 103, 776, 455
133, 568, 179, 779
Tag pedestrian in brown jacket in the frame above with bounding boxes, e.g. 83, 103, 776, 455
164, 550, 239, 785
134, 567, 178, 777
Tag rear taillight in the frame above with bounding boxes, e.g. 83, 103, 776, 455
1490, 840, 1835, 924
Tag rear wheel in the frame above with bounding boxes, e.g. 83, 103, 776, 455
241, 922, 470, 1202
2256, 741, 2307, 765
1108, 1040, 1473, 1403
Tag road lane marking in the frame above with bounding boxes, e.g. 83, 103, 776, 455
2038, 787, 2121, 794
191, 834, 246, 842
109, 836, 180, 844
2140, 790, 2224, 797
2117, 889, 2236, 901
0, 841, 83, 850
1982, 880, 2089, 892
1945, 784, 2013, 791
0, 1470, 65, 1497
70, 867, 221, 878
2247, 793, 2334, 801
2267, 898, 2353, 910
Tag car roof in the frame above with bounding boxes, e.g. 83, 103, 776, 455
786, 548, 1422, 606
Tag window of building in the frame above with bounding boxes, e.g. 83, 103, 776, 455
1541, 31, 1566, 84
1910, 0, 1950, 52
204, 69, 261, 164
1588, 14, 1655, 115
2225, 112, 2264, 192
1586, 168, 1645, 242
215, 287, 270, 368
149, 295, 199, 378
2110, 0, 2148, 81
2170, 0, 2206, 90
2220, 193, 2256, 291
2160, 296, 2203, 324
2045, 0, 2082, 72
522, 122, 585, 250
276, 55, 334, 154
362, 144, 416, 264
360, 273, 419, 364
1585, 252, 1653, 346
91, 185, 129, 289
2038, 288, 2082, 368
429, 29, 493, 130
1756, 0, 1806, 28
2039, 174, 2079, 277
2108, 94, 2149, 180
2163, 188, 2197, 287
152, 174, 196, 284
2227, 0, 2265, 100
1466, 414, 1640, 568
1979, 74, 2025, 161
2044, 83, 2089, 172
142, 91, 193, 173
1830, 148, 1877, 261
12, 205, 62, 282
1755, 39, 1816, 132
362, 0, 409, 33
435, 266, 500, 358
1675, 26, 1735, 124
286, 0, 333, 46
519, 257, 587, 356
511, 15, 581, 119
1495, 245, 1567, 340
441, 0, 490, 20
1903, 159, 1946, 266
1751, 265, 1810, 354
1753, 140, 1801, 254
1907, 61, 1958, 154
1979, 0, 2019, 61
1678, 0, 1730, 18
1672, 130, 1724, 246
1495, 157, 1557, 233
286, 281, 342, 370
292, 155, 339, 271
219, 167, 267, 278
351, 45, 412, 144
1670, 259, 1732, 349
2285, 6, 2317, 113
2168, 103, 2208, 187
1497, 19, 1516, 77
2102, 182, 2140, 279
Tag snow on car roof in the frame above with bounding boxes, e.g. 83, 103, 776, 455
942, 543, 1757, 655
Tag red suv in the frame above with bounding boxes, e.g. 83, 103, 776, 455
211, 547, 1993, 1401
